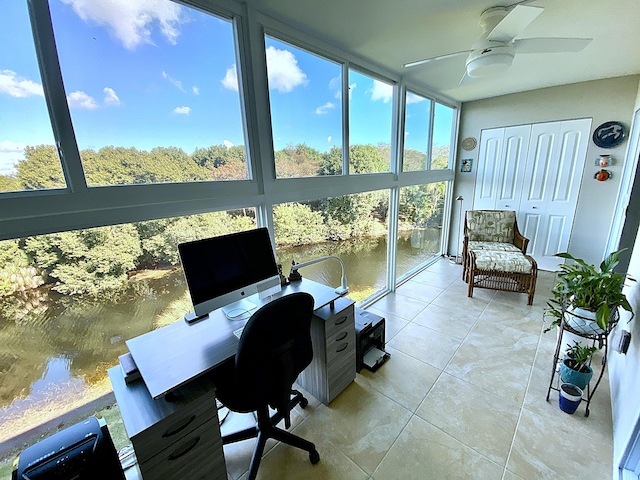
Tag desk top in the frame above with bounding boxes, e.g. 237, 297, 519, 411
126, 278, 343, 399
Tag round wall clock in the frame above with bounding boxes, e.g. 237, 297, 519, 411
592, 121, 626, 148
461, 137, 477, 151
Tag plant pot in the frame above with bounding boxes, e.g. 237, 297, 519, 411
559, 383, 583, 414
565, 306, 605, 335
559, 359, 593, 389
557, 328, 591, 357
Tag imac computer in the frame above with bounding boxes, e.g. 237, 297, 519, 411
178, 227, 281, 319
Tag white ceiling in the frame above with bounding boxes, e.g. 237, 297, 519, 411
247, 0, 640, 102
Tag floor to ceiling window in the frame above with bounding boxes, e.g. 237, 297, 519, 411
49, 0, 249, 185
0, 1, 65, 193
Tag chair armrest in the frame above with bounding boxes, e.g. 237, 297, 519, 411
513, 224, 529, 254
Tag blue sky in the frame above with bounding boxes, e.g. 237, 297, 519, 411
0, 0, 453, 175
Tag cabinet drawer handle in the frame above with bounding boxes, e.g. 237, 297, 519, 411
168, 436, 200, 460
336, 342, 348, 353
163, 415, 196, 438
334, 316, 347, 326
335, 331, 348, 342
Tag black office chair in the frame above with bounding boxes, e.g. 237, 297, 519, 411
215, 292, 320, 480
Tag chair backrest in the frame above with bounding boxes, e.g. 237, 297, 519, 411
235, 292, 314, 411
465, 210, 516, 243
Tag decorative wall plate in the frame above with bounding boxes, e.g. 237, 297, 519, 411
592, 121, 626, 148
461, 137, 477, 151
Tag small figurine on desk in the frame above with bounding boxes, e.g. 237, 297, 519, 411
278, 263, 289, 287
288, 260, 302, 282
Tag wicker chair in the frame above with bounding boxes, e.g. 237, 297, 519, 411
463, 210, 537, 305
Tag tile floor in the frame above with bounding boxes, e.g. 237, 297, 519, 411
128, 259, 615, 480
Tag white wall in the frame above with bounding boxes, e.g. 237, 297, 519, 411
451, 75, 640, 267
609, 84, 640, 478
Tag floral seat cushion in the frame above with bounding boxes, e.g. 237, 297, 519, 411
473, 250, 533, 274
468, 241, 521, 252
466, 210, 516, 243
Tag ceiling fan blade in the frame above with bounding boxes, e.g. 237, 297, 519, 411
487, 5, 543, 42
459, 71, 472, 85
403, 50, 469, 68
514, 37, 592, 54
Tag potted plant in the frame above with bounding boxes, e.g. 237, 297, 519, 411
559, 341, 597, 389
544, 249, 634, 335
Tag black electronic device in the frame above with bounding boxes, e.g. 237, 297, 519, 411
354, 308, 389, 372
12, 416, 124, 480
178, 227, 281, 319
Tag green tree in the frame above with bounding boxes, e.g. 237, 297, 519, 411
273, 203, 327, 246
0, 239, 43, 297
16, 145, 65, 189
24, 225, 142, 295
0, 174, 20, 193
275, 143, 324, 178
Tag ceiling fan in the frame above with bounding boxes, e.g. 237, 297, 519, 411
403, 1, 592, 82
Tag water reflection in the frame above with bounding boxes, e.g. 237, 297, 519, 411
0, 230, 441, 427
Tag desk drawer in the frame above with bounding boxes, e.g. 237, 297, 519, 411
138, 417, 226, 480
132, 392, 217, 464
324, 303, 354, 338
325, 327, 355, 366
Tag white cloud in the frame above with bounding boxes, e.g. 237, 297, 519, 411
173, 106, 191, 115
61, 0, 184, 50
370, 79, 393, 103
0, 70, 44, 98
162, 71, 186, 92
192, 86, 200, 95
221, 66, 238, 92
223, 140, 234, 148
327, 136, 332, 143
103, 87, 120, 106
314, 102, 335, 115
265, 46, 307, 93
67, 91, 98, 109
406, 92, 426, 104
0, 140, 26, 153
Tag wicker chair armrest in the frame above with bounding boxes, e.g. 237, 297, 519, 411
513, 221, 529, 254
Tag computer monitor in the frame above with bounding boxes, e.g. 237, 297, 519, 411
178, 227, 281, 318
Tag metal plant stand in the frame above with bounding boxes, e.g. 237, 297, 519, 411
546, 301, 619, 417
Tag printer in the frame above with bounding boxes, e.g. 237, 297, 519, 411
354, 308, 389, 372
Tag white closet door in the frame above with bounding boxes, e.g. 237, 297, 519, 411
474, 125, 530, 210
519, 118, 591, 270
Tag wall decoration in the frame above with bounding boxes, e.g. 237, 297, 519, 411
595, 155, 612, 167
461, 137, 477, 151
460, 159, 473, 172
594, 169, 612, 182
592, 121, 626, 148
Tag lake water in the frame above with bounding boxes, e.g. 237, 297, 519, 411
0, 229, 441, 430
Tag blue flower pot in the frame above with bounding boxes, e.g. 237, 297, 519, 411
559, 359, 593, 390
559, 383, 583, 414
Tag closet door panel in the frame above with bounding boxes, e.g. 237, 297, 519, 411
474, 128, 504, 210
496, 125, 531, 210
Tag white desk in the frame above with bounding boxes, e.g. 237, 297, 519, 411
110, 279, 355, 480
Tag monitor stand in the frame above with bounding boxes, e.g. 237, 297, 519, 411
222, 299, 257, 319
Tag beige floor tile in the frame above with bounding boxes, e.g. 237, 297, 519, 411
372, 415, 504, 480
412, 302, 479, 340
291, 379, 412, 475
503, 471, 526, 480
507, 409, 613, 479
357, 345, 441, 412
365, 307, 409, 341
431, 288, 492, 318
416, 372, 521, 466
395, 281, 444, 304
477, 301, 544, 336
256, 435, 369, 480
412, 269, 458, 288
369, 292, 429, 321
387, 322, 462, 370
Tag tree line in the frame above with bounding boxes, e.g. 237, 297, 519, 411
0, 143, 447, 298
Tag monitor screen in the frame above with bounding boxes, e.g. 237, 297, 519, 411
178, 228, 280, 318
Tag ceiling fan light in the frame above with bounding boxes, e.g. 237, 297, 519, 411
466, 51, 514, 77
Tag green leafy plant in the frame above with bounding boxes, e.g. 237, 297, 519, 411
545, 249, 634, 332
564, 341, 598, 373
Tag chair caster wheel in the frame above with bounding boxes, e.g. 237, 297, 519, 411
299, 397, 309, 408
309, 449, 320, 464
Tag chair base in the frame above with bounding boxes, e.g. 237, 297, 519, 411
466, 264, 537, 305
222, 390, 319, 480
